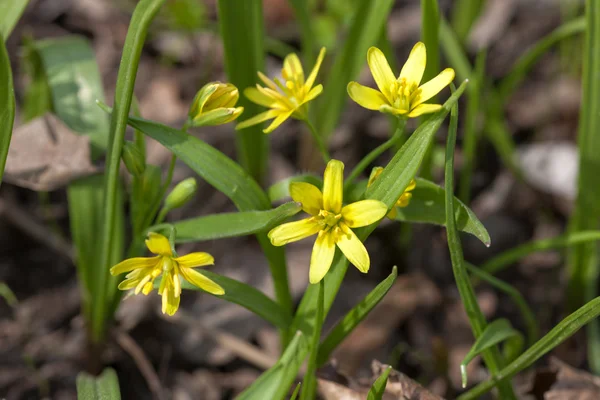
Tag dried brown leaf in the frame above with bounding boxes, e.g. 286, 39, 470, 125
4, 114, 98, 191
544, 358, 600, 400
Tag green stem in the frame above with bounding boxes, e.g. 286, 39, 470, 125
345, 117, 406, 188
304, 119, 331, 163
93, 0, 166, 343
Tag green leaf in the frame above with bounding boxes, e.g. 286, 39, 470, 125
167, 202, 302, 243
28, 36, 110, 158
458, 296, 600, 400
460, 319, 522, 388
449, 0, 484, 43
22, 39, 52, 121
218, 0, 267, 182
237, 332, 308, 400
0, 37, 15, 186
76, 368, 121, 400
0, 0, 29, 40
127, 116, 270, 211
315, 0, 395, 140
395, 178, 490, 245
301, 281, 324, 400
268, 174, 322, 203
0, 281, 17, 307
178, 270, 292, 330
289, 383, 301, 400
367, 366, 392, 400
317, 266, 397, 366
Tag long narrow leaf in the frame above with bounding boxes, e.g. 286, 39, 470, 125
0, 0, 29, 40
367, 366, 392, 400
301, 281, 324, 400
0, 37, 15, 186
76, 368, 121, 400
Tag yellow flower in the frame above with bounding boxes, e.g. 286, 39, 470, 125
268, 160, 388, 283
110, 233, 224, 315
347, 43, 455, 118
236, 48, 326, 134
367, 167, 416, 219
189, 82, 244, 127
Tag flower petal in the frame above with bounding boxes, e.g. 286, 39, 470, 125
309, 231, 336, 284
407, 103, 442, 118
367, 166, 384, 187
305, 47, 326, 90
179, 267, 225, 295
341, 200, 388, 228
379, 104, 408, 116
290, 182, 323, 215
175, 252, 214, 268
245, 87, 278, 108
412, 68, 455, 106
161, 277, 180, 316
386, 206, 398, 219
236, 109, 280, 130
399, 42, 426, 87
367, 47, 396, 101
258, 71, 278, 91
110, 256, 160, 275
145, 233, 173, 256
322, 159, 344, 213
335, 223, 369, 273
268, 218, 321, 246
283, 53, 304, 84
263, 110, 294, 133
406, 179, 417, 192
301, 84, 323, 105
347, 82, 388, 110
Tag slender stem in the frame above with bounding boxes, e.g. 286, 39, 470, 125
345, 117, 406, 188
304, 119, 331, 163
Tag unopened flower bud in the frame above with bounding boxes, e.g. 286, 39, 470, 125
188, 82, 244, 127
164, 177, 197, 211
122, 141, 145, 176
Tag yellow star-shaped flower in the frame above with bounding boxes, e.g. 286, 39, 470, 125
236, 48, 326, 134
268, 160, 388, 283
348, 42, 455, 118
110, 233, 224, 315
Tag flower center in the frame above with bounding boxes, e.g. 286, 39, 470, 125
389, 78, 419, 111
318, 209, 342, 228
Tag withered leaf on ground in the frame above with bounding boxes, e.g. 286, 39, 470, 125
4, 114, 98, 191
544, 357, 600, 400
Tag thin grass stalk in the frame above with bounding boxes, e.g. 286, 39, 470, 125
450, 0, 484, 44
444, 92, 516, 398
287, 0, 315, 65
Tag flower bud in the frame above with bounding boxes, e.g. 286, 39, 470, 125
189, 82, 244, 127
122, 141, 145, 176
164, 177, 197, 211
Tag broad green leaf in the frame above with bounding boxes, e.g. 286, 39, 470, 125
315, 0, 394, 140
29, 36, 109, 158
68, 175, 125, 323
76, 368, 121, 400
168, 202, 302, 243
0, 37, 15, 186
126, 116, 270, 211
367, 366, 392, 400
458, 297, 600, 399
0, 0, 29, 40
317, 266, 397, 366
460, 319, 522, 388
218, 0, 267, 182
268, 174, 322, 203
179, 270, 292, 330
237, 332, 308, 400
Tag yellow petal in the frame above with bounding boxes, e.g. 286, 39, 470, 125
245, 87, 278, 108
118, 269, 151, 290
134, 273, 152, 294
145, 233, 173, 256
347, 82, 388, 110
399, 42, 426, 87
386, 206, 398, 219
175, 252, 214, 268
407, 103, 442, 118
258, 71, 278, 91
379, 104, 408, 116
367, 166, 384, 187
263, 110, 294, 133
283, 53, 304, 84
341, 200, 388, 228
309, 230, 336, 284
110, 256, 159, 275
406, 179, 417, 192
236, 109, 279, 130
301, 84, 323, 104
335, 223, 369, 273
305, 47, 326, 90
268, 218, 321, 246
397, 192, 412, 207
160, 274, 180, 315
179, 267, 225, 295
412, 68, 455, 106
367, 47, 396, 101
322, 159, 344, 213
290, 182, 323, 215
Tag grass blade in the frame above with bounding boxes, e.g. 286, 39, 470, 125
317, 266, 397, 366
367, 365, 392, 400
0, 37, 15, 186
218, 0, 267, 183
421, 0, 440, 84
0, 0, 29, 40
449, 0, 484, 43
444, 92, 515, 398
76, 368, 121, 400
301, 281, 324, 400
